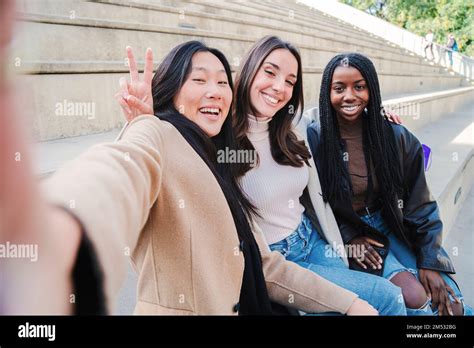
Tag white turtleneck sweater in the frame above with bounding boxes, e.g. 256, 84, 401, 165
240, 116, 309, 245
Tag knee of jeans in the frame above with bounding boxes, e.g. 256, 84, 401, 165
378, 279, 403, 300
373, 279, 406, 315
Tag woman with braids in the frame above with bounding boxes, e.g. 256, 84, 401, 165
231, 36, 407, 315
306, 53, 472, 316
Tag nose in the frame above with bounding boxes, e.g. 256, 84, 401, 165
343, 88, 356, 102
205, 82, 222, 100
272, 77, 285, 94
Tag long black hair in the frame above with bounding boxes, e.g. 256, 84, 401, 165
318, 53, 403, 206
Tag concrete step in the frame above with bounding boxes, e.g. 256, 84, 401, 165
183, 0, 414, 59
253, 0, 473, 84
24, 61, 469, 142
14, 0, 469, 142
14, 11, 445, 78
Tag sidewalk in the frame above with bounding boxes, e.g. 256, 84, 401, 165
444, 186, 474, 307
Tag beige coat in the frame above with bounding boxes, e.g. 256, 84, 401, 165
43, 115, 357, 315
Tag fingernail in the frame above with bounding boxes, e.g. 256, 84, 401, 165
378, 265, 382, 269
126, 46, 131, 50
147, 47, 152, 51
122, 92, 129, 98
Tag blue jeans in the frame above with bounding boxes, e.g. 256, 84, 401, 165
269, 214, 407, 315
447, 50, 453, 66
360, 209, 473, 316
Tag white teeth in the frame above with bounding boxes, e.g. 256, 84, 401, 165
262, 93, 278, 105
199, 107, 220, 115
342, 105, 358, 111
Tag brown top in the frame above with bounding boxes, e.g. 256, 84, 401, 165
338, 116, 379, 212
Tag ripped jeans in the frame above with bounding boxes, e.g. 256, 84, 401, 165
360, 209, 473, 316
269, 214, 407, 315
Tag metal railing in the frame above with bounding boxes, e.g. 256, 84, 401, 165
298, 0, 473, 81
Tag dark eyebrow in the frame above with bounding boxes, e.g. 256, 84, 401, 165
263, 61, 297, 79
192, 66, 226, 73
332, 79, 366, 85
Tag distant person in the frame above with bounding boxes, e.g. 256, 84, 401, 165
446, 34, 458, 69
423, 30, 434, 60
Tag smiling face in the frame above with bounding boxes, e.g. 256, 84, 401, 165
173, 51, 233, 137
330, 65, 369, 123
249, 48, 298, 119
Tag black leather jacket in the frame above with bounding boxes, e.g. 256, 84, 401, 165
307, 120, 455, 274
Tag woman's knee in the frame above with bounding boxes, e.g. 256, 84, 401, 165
390, 271, 428, 309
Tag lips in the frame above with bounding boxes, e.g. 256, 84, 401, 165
341, 104, 361, 112
261, 92, 280, 106
198, 106, 221, 121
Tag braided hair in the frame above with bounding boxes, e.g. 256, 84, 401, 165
318, 53, 403, 206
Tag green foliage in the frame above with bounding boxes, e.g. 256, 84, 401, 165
342, 0, 474, 57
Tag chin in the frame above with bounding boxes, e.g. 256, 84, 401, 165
255, 106, 276, 119
203, 125, 223, 137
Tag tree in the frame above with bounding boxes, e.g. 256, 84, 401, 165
342, 0, 474, 57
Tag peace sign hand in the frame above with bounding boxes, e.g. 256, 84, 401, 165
115, 46, 154, 122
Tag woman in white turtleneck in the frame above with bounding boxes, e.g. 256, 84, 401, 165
233, 36, 407, 315
243, 115, 308, 246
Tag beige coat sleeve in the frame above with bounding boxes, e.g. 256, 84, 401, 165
251, 221, 358, 314
42, 115, 163, 312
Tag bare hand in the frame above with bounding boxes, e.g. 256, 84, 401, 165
349, 236, 384, 270
385, 110, 403, 124
419, 269, 460, 316
115, 46, 154, 122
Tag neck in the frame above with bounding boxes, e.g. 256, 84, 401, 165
337, 113, 363, 138
247, 114, 271, 142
